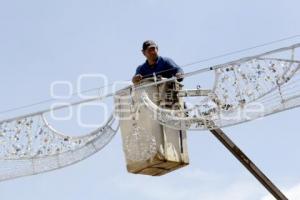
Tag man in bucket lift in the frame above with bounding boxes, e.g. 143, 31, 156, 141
132, 40, 184, 85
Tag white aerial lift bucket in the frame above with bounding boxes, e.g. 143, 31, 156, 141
115, 78, 189, 176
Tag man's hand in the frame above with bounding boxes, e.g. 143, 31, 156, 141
175, 72, 184, 81
132, 74, 143, 85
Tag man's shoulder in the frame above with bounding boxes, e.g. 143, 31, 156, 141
159, 56, 177, 65
160, 56, 173, 62
135, 62, 146, 74
137, 62, 146, 70
159, 56, 178, 68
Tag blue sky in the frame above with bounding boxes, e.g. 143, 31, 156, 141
0, 0, 300, 199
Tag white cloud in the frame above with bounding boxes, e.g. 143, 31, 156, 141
111, 168, 300, 200
111, 168, 267, 200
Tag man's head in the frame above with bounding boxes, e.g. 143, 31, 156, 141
142, 40, 159, 63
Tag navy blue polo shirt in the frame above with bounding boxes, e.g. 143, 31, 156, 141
135, 56, 183, 79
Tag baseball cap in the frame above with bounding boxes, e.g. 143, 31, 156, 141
142, 40, 157, 51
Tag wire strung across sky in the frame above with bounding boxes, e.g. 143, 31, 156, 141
0, 37, 300, 183
0, 34, 300, 116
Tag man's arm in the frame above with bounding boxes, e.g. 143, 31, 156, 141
132, 66, 143, 85
165, 57, 184, 81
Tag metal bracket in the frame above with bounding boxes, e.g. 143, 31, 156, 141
177, 89, 212, 97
